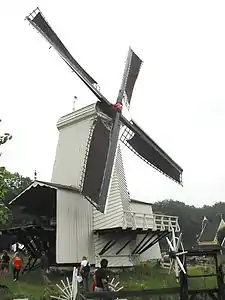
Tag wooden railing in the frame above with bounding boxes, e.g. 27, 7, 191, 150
122, 211, 180, 232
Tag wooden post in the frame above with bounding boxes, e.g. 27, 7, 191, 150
179, 258, 188, 300
215, 254, 225, 300
72, 267, 78, 300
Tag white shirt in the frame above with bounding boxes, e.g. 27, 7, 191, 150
11, 243, 24, 252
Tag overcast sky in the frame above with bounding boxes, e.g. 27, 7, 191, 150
1, 1, 225, 207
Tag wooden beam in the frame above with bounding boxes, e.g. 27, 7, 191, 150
138, 231, 168, 255
116, 240, 132, 255
84, 288, 219, 299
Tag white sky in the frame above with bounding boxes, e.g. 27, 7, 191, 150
1, 1, 225, 207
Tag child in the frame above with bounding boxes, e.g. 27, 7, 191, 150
11, 252, 22, 282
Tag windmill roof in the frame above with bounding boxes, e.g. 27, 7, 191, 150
130, 199, 153, 206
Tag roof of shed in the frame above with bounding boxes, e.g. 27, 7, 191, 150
9, 180, 80, 206
8, 180, 80, 217
130, 198, 153, 206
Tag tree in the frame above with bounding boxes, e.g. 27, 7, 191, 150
3, 172, 32, 204
0, 119, 12, 198
0, 132, 12, 146
0, 168, 12, 225
0, 120, 14, 226
153, 200, 225, 249
0, 168, 32, 226
0, 167, 11, 200
0, 204, 11, 226
0, 119, 12, 154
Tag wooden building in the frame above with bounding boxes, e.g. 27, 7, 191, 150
9, 104, 180, 267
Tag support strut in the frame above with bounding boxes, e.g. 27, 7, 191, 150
131, 232, 149, 255
138, 231, 169, 255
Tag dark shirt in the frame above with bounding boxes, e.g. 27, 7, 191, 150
1, 255, 10, 264
40, 255, 49, 270
95, 268, 109, 289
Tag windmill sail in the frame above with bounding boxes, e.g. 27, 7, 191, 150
26, 8, 97, 85
119, 48, 142, 108
96, 49, 142, 211
26, 8, 116, 110
120, 120, 183, 184
82, 117, 110, 210
26, 7, 183, 212
98, 101, 183, 184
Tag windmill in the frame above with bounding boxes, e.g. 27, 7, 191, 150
26, 7, 183, 213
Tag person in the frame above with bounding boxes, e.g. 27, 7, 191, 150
94, 259, 110, 292
79, 256, 90, 292
11, 252, 22, 282
40, 251, 51, 285
0, 250, 10, 278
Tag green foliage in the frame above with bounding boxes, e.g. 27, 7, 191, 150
0, 168, 32, 226
118, 261, 217, 292
119, 261, 178, 290
0, 204, 11, 225
153, 200, 225, 248
0, 168, 14, 226
0, 167, 12, 199
0, 262, 218, 299
3, 172, 32, 204
0, 119, 13, 226
0, 119, 12, 155
0, 267, 63, 299
0, 133, 12, 146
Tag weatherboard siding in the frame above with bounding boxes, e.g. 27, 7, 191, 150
136, 233, 162, 261
93, 231, 160, 267
131, 202, 154, 229
52, 104, 167, 266
51, 104, 96, 188
94, 232, 134, 267
56, 189, 94, 264
130, 202, 153, 215
93, 147, 125, 230
116, 146, 130, 212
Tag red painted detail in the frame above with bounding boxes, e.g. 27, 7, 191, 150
112, 102, 123, 112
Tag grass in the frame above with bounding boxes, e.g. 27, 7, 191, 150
119, 261, 217, 290
0, 261, 219, 299
0, 266, 65, 299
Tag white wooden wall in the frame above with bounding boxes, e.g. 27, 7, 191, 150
51, 104, 96, 187
93, 232, 134, 267
130, 201, 153, 215
56, 189, 94, 264
52, 103, 163, 265
130, 202, 162, 260
136, 233, 162, 261
93, 146, 128, 230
